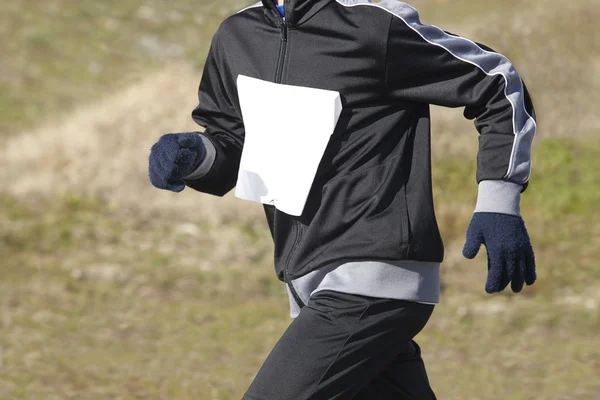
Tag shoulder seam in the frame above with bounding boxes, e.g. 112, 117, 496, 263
384, 15, 393, 95
236, 1, 263, 14
336, 0, 536, 183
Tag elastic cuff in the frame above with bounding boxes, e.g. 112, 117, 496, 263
183, 134, 217, 180
474, 180, 522, 216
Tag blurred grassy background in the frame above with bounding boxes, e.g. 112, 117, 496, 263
1, 0, 599, 399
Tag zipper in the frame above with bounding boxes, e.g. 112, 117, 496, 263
284, 222, 305, 308
288, 280, 305, 309
272, 6, 300, 304
275, 18, 288, 83
271, 8, 301, 306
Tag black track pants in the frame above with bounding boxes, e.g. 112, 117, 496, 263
243, 290, 437, 400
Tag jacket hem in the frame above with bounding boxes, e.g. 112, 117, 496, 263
287, 260, 440, 318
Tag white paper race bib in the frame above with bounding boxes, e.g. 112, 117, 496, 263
235, 75, 343, 216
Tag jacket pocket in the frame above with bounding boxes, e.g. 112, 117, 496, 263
293, 158, 411, 275
398, 183, 411, 258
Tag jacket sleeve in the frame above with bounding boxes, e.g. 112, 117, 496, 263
384, 3, 536, 215
183, 28, 245, 197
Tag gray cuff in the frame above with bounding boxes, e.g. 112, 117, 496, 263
183, 134, 217, 181
474, 180, 522, 216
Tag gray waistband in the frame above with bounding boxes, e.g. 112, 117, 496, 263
287, 260, 440, 318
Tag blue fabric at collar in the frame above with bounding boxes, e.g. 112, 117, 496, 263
275, 4, 285, 17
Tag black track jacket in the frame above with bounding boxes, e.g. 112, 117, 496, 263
184, 0, 537, 285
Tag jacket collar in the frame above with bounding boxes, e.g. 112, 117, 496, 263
261, 0, 335, 27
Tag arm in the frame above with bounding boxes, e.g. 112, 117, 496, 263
385, 4, 536, 197
183, 28, 245, 196
148, 28, 244, 196
384, 3, 536, 292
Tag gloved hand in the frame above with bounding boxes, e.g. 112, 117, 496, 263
148, 132, 206, 192
462, 212, 536, 293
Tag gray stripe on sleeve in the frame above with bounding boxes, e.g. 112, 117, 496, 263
336, 0, 536, 183
236, 1, 263, 14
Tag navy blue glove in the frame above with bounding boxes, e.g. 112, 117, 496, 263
149, 132, 206, 192
463, 212, 536, 293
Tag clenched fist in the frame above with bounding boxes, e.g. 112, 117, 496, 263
148, 132, 206, 192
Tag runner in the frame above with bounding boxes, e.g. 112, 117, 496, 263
148, 0, 537, 398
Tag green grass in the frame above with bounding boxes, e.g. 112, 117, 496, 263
0, 193, 282, 399
3, 0, 598, 142
0, 0, 246, 137
1, 0, 599, 397
433, 136, 600, 296
1, 137, 599, 399
434, 136, 600, 230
